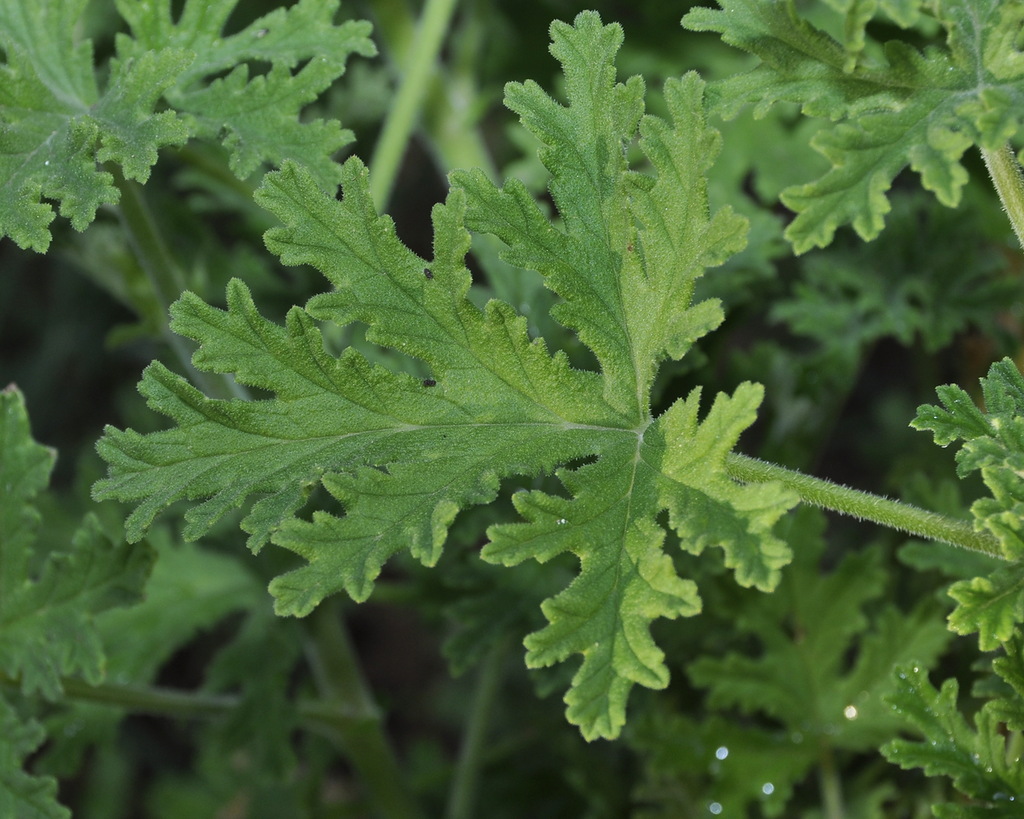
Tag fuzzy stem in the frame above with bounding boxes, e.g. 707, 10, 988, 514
446, 640, 507, 819
981, 144, 1024, 252
368, 0, 460, 209
726, 453, 1004, 558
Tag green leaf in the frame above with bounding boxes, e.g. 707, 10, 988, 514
0, 699, 66, 819
913, 358, 1024, 647
36, 533, 266, 780
947, 564, 1024, 651
629, 710, 817, 818
0, 385, 55, 581
913, 358, 1024, 558
114, 0, 377, 188
988, 638, 1024, 732
0, 385, 153, 817
771, 191, 1016, 358
0, 0, 374, 250
95, 12, 797, 740
882, 665, 1024, 808
683, 0, 1024, 252
97, 536, 265, 682
0, 0, 192, 251
0, 386, 154, 699
689, 508, 950, 763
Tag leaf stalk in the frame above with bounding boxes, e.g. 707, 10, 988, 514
981, 144, 1024, 252
0, 672, 362, 736
726, 453, 1003, 558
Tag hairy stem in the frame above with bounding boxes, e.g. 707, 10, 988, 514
981, 144, 1024, 252
446, 640, 507, 819
305, 601, 424, 819
726, 453, 1004, 558
369, 0, 460, 208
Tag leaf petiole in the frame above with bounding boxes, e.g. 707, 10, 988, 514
981, 144, 1024, 252
726, 453, 1004, 558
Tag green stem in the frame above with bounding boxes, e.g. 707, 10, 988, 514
368, 0, 460, 209
818, 742, 845, 819
420, 0, 496, 180
445, 640, 506, 819
0, 672, 357, 736
981, 144, 1024, 251
305, 601, 424, 819
726, 453, 1004, 558
112, 167, 244, 400
111, 166, 186, 310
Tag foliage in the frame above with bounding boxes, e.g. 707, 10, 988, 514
1, 0, 1023, 816
913, 358, 1024, 648
683, 0, 1024, 252
92, 14, 800, 741
0, 386, 153, 817
683, 507, 950, 814
0, 0, 374, 252
882, 660, 1024, 817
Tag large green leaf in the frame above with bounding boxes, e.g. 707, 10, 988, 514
95, 12, 797, 739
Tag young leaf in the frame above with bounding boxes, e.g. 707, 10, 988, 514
683, 0, 1024, 252
0, 0, 374, 251
94, 12, 797, 740
946, 564, 1024, 651
913, 358, 1024, 647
